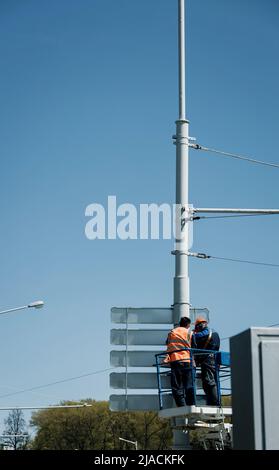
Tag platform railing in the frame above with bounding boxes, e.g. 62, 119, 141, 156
155, 348, 231, 410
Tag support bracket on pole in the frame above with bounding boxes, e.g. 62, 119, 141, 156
172, 250, 211, 259
172, 134, 196, 145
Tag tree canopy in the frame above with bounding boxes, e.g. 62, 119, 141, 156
30, 400, 172, 450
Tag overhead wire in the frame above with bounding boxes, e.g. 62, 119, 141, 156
0, 383, 59, 402
189, 251, 279, 268
208, 255, 279, 268
190, 143, 279, 169
0, 367, 117, 400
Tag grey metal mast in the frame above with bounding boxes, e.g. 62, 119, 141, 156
173, 0, 190, 326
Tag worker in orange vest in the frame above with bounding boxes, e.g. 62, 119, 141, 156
164, 317, 196, 407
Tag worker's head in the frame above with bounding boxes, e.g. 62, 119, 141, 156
179, 317, 191, 329
194, 316, 208, 331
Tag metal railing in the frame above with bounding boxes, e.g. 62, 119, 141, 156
155, 348, 231, 410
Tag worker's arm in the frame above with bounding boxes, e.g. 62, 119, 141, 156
191, 333, 197, 349
211, 332, 220, 351
194, 328, 210, 339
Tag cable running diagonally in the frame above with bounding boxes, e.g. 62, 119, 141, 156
190, 143, 279, 169
189, 252, 279, 268
0, 367, 117, 400
209, 255, 279, 268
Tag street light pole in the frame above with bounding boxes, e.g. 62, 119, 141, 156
0, 301, 44, 316
173, 0, 190, 326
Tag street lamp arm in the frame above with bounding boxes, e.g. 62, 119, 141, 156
118, 437, 138, 450
0, 301, 44, 316
0, 306, 28, 316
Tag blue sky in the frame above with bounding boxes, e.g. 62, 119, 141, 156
0, 0, 279, 428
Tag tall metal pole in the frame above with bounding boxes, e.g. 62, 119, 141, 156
178, 0, 186, 121
172, 1, 192, 450
173, 0, 190, 326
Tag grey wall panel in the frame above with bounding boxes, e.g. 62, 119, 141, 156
230, 327, 279, 450
260, 340, 279, 450
230, 329, 255, 450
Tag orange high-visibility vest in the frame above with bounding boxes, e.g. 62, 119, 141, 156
164, 327, 193, 363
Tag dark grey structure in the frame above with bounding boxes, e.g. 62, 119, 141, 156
230, 327, 279, 450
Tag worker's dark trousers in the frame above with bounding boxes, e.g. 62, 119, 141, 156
201, 360, 219, 406
170, 362, 196, 407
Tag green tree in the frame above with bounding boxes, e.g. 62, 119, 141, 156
30, 399, 172, 450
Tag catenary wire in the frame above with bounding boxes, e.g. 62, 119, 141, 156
189, 252, 279, 268
209, 255, 279, 268
0, 367, 117, 400
190, 143, 279, 169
